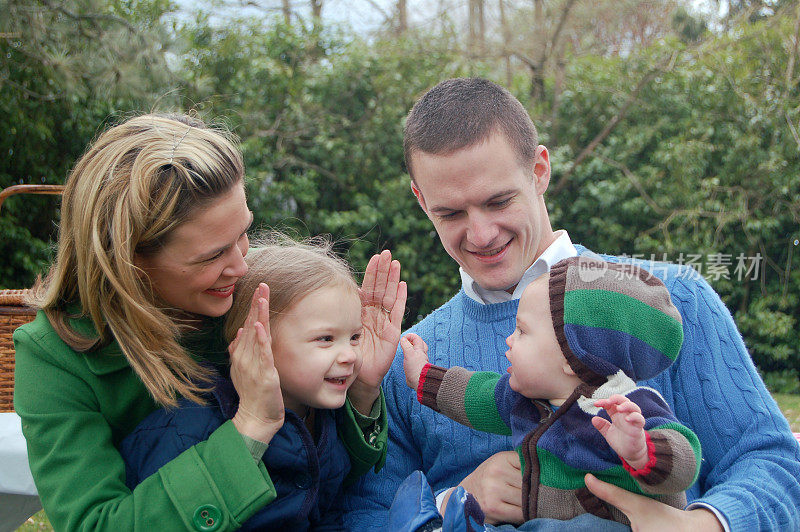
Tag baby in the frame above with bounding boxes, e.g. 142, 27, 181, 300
402, 256, 701, 526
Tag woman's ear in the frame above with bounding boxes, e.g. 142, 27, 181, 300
132, 253, 148, 279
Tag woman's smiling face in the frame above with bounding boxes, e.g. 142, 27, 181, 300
135, 183, 253, 317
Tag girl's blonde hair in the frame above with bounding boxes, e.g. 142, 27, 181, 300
224, 233, 359, 343
28, 113, 244, 407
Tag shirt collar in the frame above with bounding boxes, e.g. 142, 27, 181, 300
460, 230, 578, 304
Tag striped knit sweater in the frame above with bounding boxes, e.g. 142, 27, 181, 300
341, 247, 800, 531
417, 366, 701, 523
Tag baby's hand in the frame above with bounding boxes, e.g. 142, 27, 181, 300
401, 333, 430, 391
592, 394, 649, 470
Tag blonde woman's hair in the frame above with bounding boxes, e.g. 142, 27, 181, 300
224, 233, 359, 344
27, 113, 244, 407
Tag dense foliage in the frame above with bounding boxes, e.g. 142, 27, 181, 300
2, 2, 798, 387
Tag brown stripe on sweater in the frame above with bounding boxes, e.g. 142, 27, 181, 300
575, 486, 613, 520
419, 365, 447, 412
563, 258, 682, 323
635, 429, 698, 495
521, 430, 537, 521
435, 366, 475, 429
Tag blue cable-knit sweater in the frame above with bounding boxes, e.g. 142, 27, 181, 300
342, 248, 800, 531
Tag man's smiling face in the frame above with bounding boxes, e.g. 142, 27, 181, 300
410, 131, 552, 293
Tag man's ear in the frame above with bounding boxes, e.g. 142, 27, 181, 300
562, 361, 576, 377
533, 145, 551, 196
410, 180, 428, 213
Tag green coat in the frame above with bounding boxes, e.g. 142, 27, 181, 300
13, 311, 387, 531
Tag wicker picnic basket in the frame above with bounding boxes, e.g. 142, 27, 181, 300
0, 184, 64, 412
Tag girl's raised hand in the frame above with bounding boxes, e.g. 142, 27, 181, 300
400, 333, 429, 391
229, 283, 285, 443
592, 394, 648, 469
349, 250, 407, 414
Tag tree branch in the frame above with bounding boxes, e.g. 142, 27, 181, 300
786, 1, 800, 88
546, 0, 577, 65
39, 0, 138, 34
551, 51, 677, 196
786, 112, 800, 153
0, 74, 61, 101
279, 154, 345, 187
597, 155, 666, 215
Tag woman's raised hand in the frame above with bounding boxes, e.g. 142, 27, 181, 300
349, 250, 407, 414
229, 283, 285, 443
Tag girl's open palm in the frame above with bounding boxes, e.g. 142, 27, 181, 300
229, 283, 285, 443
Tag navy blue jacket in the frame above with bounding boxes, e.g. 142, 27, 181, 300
119, 375, 350, 531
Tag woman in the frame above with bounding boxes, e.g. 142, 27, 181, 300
13, 114, 393, 530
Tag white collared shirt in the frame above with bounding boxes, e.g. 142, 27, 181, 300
460, 230, 577, 304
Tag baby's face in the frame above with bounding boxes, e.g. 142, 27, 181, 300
504, 277, 581, 403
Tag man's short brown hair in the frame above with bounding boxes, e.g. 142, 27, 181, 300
403, 78, 539, 179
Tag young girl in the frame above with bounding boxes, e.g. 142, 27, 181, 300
120, 234, 407, 530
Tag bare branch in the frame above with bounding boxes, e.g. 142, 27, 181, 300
39, 0, 138, 34
551, 50, 677, 196
0, 74, 61, 101
546, 0, 578, 65
786, 1, 800, 88
597, 155, 666, 215
361, 0, 392, 21
785, 112, 800, 152
279, 154, 345, 186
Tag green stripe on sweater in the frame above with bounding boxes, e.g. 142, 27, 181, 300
463, 372, 511, 435
537, 447, 646, 494
564, 290, 683, 360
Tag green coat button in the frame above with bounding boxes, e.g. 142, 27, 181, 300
193, 504, 222, 531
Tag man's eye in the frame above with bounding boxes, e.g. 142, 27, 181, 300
205, 250, 224, 262
351, 333, 361, 343
440, 211, 460, 220
490, 198, 511, 209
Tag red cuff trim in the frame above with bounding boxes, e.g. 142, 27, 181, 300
417, 363, 432, 404
621, 432, 656, 477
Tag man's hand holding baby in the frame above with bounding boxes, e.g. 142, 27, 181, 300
592, 394, 649, 470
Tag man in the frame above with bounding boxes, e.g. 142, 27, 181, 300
343, 78, 800, 530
